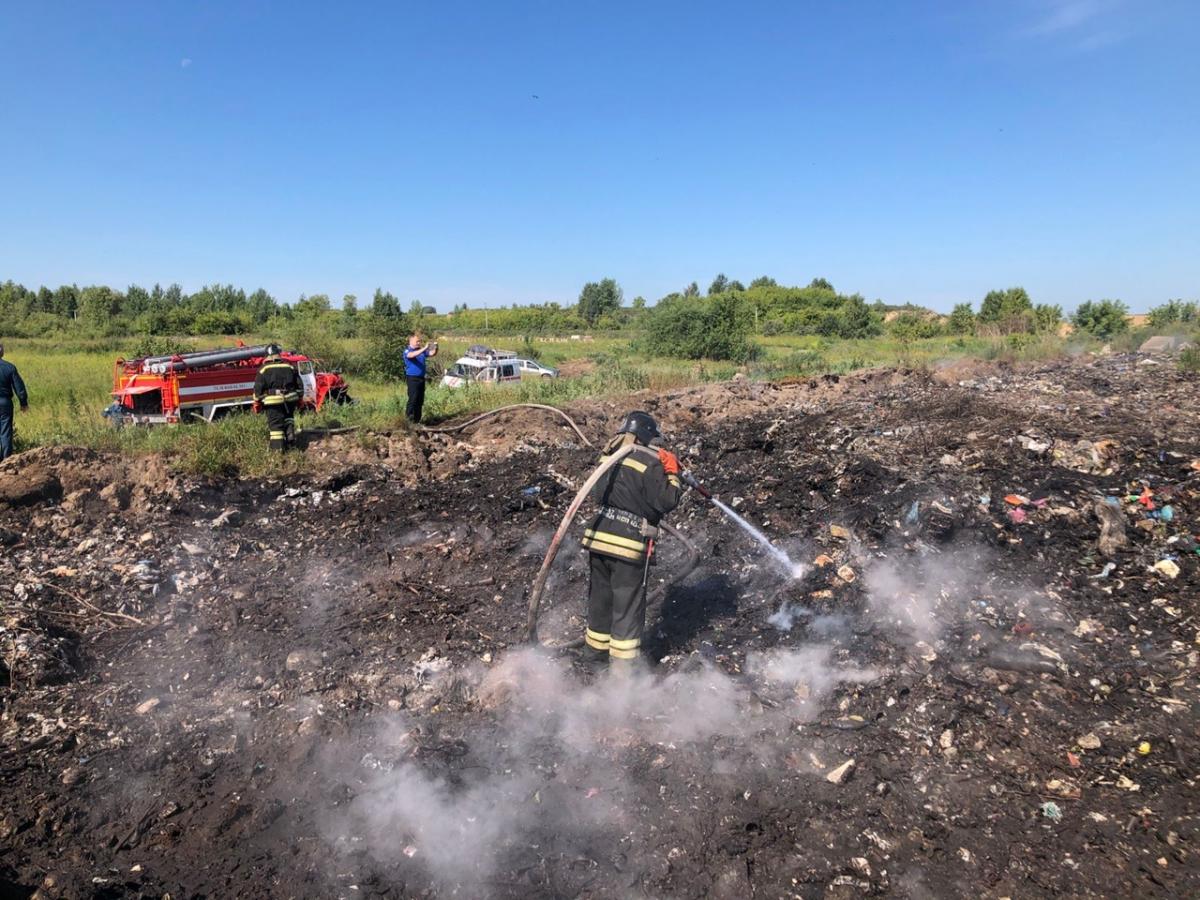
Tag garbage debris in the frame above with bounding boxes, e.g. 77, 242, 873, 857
0, 356, 1197, 899
1094, 499, 1128, 557
1153, 559, 1181, 579
1041, 801, 1063, 822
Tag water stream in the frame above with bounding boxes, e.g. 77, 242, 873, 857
709, 498, 807, 579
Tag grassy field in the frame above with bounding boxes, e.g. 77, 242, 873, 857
0, 327, 1159, 475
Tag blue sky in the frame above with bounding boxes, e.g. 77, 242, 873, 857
1, 0, 1196, 312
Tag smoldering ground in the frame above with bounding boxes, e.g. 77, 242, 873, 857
320, 643, 879, 891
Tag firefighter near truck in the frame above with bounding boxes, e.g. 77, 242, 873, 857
106, 343, 351, 426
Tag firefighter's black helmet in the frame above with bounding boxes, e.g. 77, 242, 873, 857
617, 410, 661, 445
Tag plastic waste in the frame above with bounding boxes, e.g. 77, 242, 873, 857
1090, 562, 1116, 579
1041, 801, 1063, 822
904, 501, 920, 524
1137, 741, 1152, 756
1008, 507, 1027, 524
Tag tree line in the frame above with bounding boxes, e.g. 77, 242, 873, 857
0, 275, 1186, 369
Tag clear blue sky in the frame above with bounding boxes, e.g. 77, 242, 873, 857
1, 0, 1196, 312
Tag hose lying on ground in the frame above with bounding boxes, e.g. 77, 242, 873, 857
525, 441, 701, 646
418, 403, 593, 448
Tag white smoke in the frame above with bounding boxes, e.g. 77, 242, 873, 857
861, 545, 994, 642
329, 644, 880, 886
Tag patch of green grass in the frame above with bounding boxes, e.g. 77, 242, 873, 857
0, 328, 1094, 476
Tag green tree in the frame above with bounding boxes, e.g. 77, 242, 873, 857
336, 294, 358, 338
631, 295, 646, 310
946, 303, 976, 335
708, 273, 729, 295
372, 288, 402, 318
51, 285, 79, 318
293, 293, 331, 317
577, 278, 623, 325
361, 310, 412, 379
683, 281, 700, 298
641, 293, 757, 362
124, 284, 151, 318
78, 285, 122, 326
835, 294, 883, 338
1072, 300, 1129, 338
809, 277, 834, 292
190, 284, 246, 313
1147, 299, 1199, 327
246, 288, 278, 323
978, 287, 1034, 333
749, 276, 777, 289
1034, 303, 1063, 333
728, 279, 746, 292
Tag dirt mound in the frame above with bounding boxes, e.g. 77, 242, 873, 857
1, 355, 1199, 898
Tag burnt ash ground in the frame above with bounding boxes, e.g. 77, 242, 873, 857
1, 354, 1199, 899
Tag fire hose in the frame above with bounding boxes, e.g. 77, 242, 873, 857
525, 445, 705, 646
418, 404, 593, 448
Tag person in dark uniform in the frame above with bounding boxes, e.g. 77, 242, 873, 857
404, 333, 438, 423
253, 351, 303, 451
0, 343, 28, 461
581, 411, 683, 669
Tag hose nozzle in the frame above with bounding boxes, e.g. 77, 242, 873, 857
681, 470, 712, 499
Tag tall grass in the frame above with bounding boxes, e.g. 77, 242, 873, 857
0, 328, 1097, 476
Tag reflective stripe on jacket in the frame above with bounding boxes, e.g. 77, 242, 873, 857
253, 357, 303, 404
582, 443, 683, 563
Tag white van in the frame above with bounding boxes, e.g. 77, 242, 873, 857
440, 348, 523, 389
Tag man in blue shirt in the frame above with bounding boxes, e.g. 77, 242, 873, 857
404, 333, 438, 423
0, 344, 29, 460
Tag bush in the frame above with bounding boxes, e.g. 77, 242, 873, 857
188, 310, 251, 336
639, 294, 758, 362
945, 303, 975, 335
279, 313, 350, 370
889, 312, 943, 341
1148, 299, 1199, 328
359, 312, 413, 380
1179, 347, 1200, 373
1072, 299, 1129, 338
978, 287, 1035, 334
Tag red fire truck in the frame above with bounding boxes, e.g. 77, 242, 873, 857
107, 343, 351, 425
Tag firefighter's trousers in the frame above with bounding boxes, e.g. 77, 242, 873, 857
264, 400, 297, 452
586, 552, 647, 662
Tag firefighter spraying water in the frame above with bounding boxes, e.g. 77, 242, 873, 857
526, 412, 805, 658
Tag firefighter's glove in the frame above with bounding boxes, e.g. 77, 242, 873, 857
658, 449, 680, 475
252, 400, 263, 413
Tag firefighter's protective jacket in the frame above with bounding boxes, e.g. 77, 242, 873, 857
583, 443, 682, 563
254, 356, 303, 405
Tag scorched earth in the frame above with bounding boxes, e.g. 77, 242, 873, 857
1, 353, 1198, 899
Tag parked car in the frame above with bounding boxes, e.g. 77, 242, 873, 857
514, 358, 559, 378
440, 346, 523, 388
